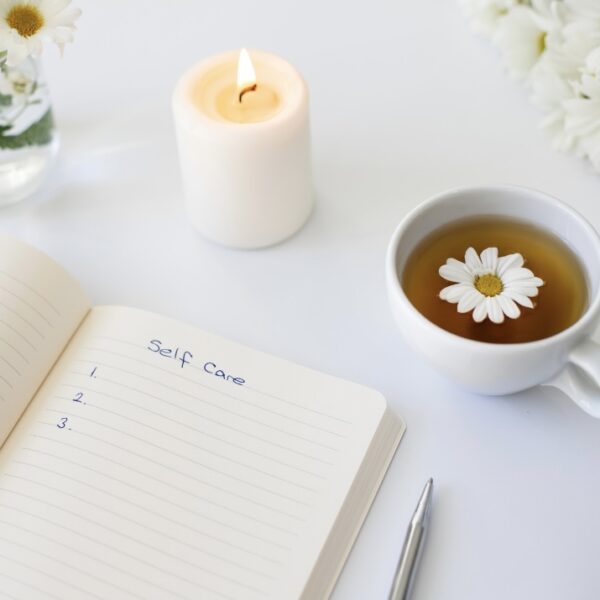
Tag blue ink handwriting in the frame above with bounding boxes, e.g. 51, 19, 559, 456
147, 339, 193, 369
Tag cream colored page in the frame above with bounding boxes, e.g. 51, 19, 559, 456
0, 305, 388, 600
0, 236, 90, 445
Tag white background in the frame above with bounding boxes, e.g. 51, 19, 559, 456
1, 1, 599, 598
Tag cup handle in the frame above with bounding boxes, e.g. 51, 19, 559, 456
542, 339, 600, 417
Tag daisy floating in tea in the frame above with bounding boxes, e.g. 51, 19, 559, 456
438, 247, 544, 324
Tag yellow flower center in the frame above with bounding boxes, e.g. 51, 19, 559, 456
537, 32, 547, 56
6, 4, 44, 38
475, 273, 503, 297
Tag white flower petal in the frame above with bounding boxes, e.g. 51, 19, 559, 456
505, 273, 544, 294
487, 297, 505, 324
493, 6, 543, 79
497, 253, 524, 276
446, 257, 476, 276
460, 0, 518, 37
439, 283, 473, 303
465, 247, 483, 272
39, 0, 71, 16
511, 281, 543, 288
508, 284, 540, 297
473, 298, 489, 322
4, 39, 29, 66
439, 263, 473, 284
503, 288, 535, 308
481, 247, 499, 271
458, 289, 485, 313
498, 294, 521, 319
46, 7, 81, 27
501, 267, 537, 283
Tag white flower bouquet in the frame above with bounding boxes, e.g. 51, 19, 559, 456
0, 0, 80, 150
461, 0, 600, 172
0, 0, 80, 205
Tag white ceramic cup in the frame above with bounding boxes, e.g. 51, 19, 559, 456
386, 185, 600, 417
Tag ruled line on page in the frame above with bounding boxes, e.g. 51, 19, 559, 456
0, 480, 283, 568
0, 355, 20, 376
63, 375, 335, 463
0, 374, 13, 390
0, 285, 53, 327
79, 347, 349, 436
0, 320, 37, 351
30, 434, 300, 535
56, 386, 326, 479
43, 408, 312, 508
0, 300, 45, 339
0, 518, 199, 600
0, 551, 104, 600
0, 569, 63, 600
0, 270, 61, 316
0, 499, 281, 598
92, 335, 354, 425
0, 545, 233, 600
55, 391, 322, 491
74, 397, 320, 491
73, 357, 342, 451
0, 491, 282, 570
78, 365, 345, 438
1, 476, 277, 594
38, 417, 306, 523
1, 478, 273, 581
17, 452, 298, 549
0, 494, 268, 597
52, 425, 305, 523
0, 337, 30, 364
0, 589, 23, 600
0, 534, 148, 600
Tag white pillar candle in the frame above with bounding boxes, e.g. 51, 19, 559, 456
172, 49, 313, 249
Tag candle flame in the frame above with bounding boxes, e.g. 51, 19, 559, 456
237, 48, 257, 102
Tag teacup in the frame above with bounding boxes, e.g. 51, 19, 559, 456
386, 185, 600, 417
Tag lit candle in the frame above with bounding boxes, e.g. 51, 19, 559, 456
172, 49, 313, 249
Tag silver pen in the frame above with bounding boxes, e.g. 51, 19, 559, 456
388, 478, 434, 600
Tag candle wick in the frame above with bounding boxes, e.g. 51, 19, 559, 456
238, 84, 257, 103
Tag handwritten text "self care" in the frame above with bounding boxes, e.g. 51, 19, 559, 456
146, 339, 246, 386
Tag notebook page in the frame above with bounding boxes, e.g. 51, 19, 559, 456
0, 305, 389, 600
0, 236, 90, 445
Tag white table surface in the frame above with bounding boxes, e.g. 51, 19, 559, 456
1, 1, 599, 598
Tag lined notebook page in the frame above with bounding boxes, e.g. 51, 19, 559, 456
0, 236, 90, 445
0, 305, 388, 600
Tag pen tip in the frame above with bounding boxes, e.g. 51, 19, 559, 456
413, 478, 434, 524
423, 478, 433, 495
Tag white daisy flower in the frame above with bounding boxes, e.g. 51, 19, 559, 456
438, 247, 544, 324
0, 62, 35, 99
493, 0, 567, 79
0, 0, 81, 67
565, 0, 600, 19
459, 0, 521, 37
564, 47, 600, 171
529, 18, 600, 150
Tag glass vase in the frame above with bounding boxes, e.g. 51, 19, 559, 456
0, 56, 58, 207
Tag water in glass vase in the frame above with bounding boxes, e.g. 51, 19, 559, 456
0, 55, 58, 207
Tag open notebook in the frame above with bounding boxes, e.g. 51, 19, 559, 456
0, 235, 405, 600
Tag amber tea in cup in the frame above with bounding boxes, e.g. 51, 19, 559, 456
402, 216, 588, 343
